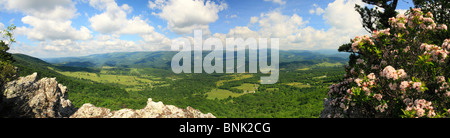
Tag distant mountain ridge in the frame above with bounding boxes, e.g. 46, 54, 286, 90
42, 50, 349, 69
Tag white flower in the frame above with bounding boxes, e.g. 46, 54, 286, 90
427, 110, 436, 118
354, 78, 362, 86
373, 94, 383, 101
400, 81, 409, 91
423, 17, 433, 23
412, 82, 422, 92
397, 69, 407, 79
416, 108, 425, 117
363, 87, 371, 96
356, 58, 365, 64
367, 73, 376, 80
436, 76, 445, 83
382, 66, 398, 80
389, 83, 397, 90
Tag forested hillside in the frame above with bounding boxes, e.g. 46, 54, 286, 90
12, 51, 346, 118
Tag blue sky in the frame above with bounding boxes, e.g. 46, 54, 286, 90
0, 0, 414, 58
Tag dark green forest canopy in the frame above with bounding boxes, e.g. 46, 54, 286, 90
11, 51, 346, 118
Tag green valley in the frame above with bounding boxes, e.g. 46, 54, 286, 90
11, 50, 347, 118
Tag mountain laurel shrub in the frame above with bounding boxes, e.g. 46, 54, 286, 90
326, 8, 449, 118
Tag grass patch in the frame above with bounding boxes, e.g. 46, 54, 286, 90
314, 62, 343, 67
296, 68, 311, 71
56, 70, 160, 92
216, 74, 253, 87
284, 82, 311, 88
232, 83, 258, 93
313, 75, 327, 79
206, 89, 245, 100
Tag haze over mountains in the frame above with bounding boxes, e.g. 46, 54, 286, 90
42, 50, 349, 69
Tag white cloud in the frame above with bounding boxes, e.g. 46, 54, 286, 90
89, 0, 154, 35
1, 0, 92, 41
220, 0, 368, 50
227, 26, 259, 38
257, 11, 306, 38
17, 16, 92, 41
228, 14, 237, 19
218, 11, 307, 50
88, 0, 170, 45
263, 0, 286, 5
1, 0, 73, 18
4, 0, 172, 58
309, 4, 325, 15
396, 9, 407, 15
148, 0, 166, 9
323, 0, 366, 35
151, 0, 227, 35
249, 16, 259, 24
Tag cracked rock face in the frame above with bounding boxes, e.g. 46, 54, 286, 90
1, 73, 75, 118
1, 73, 215, 118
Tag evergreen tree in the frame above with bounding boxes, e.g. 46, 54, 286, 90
1, 24, 17, 104
413, 0, 449, 25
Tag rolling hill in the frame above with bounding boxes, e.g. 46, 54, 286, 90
10, 50, 348, 118
42, 50, 349, 70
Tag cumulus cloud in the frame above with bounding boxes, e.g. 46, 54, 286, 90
149, 0, 227, 35
89, 0, 153, 35
1, 0, 74, 19
214, 10, 307, 50
6, 0, 371, 57
323, 0, 367, 35
263, 0, 286, 5
4, 0, 172, 58
249, 16, 259, 24
1, 0, 92, 41
217, 0, 368, 50
396, 9, 408, 15
309, 4, 325, 15
89, 0, 170, 45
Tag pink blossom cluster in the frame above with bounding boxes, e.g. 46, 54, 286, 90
372, 28, 391, 39
434, 76, 450, 97
389, 14, 407, 29
398, 81, 423, 92
375, 103, 388, 113
373, 94, 382, 101
328, 78, 354, 96
436, 24, 448, 30
356, 58, 365, 64
380, 66, 407, 80
388, 8, 447, 32
399, 81, 410, 91
441, 39, 450, 50
420, 43, 449, 62
406, 8, 437, 30
351, 35, 373, 52
326, 8, 450, 118
403, 98, 436, 118
352, 73, 378, 96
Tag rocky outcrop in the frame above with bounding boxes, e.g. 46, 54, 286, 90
70, 98, 215, 118
319, 98, 341, 118
1, 73, 75, 118
320, 98, 373, 118
0, 73, 215, 118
